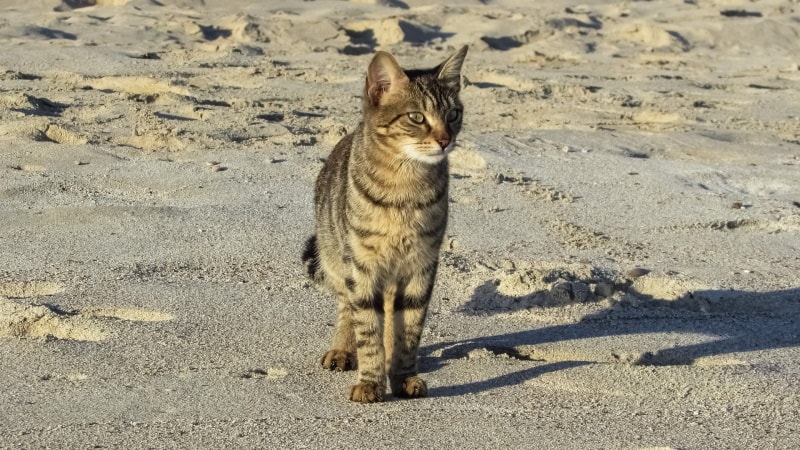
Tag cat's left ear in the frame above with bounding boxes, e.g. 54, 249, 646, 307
436, 45, 468, 90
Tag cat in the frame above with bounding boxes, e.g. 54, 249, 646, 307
302, 46, 468, 403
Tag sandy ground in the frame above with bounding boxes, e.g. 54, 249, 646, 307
1, 0, 799, 448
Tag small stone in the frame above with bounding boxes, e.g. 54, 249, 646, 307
501, 260, 516, 272
206, 161, 220, 167
550, 282, 573, 305
625, 267, 650, 279
731, 201, 743, 209
211, 165, 226, 172
570, 281, 591, 302
445, 237, 459, 251
696, 296, 711, 313
594, 282, 615, 298
266, 367, 288, 380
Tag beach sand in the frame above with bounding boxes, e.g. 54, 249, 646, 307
1, 0, 799, 447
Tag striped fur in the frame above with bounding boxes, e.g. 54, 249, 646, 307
307, 47, 467, 402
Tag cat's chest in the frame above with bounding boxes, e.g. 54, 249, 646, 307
374, 207, 435, 237
362, 205, 445, 259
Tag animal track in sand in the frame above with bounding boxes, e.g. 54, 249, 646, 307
662, 216, 800, 234
438, 342, 746, 368
0, 281, 171, 342
460, 259, 768, 318
343, 17, 452, 49
494, 172, 574, 203
88, 307, 173, 322
238, 367, 288, 380
448, 145, 487, 178
43, 124, 87, 145
84, 76, 191, 96
116, 133, 188, 152
0, 298, 105, 341
607, 21, 691, 52
0, 281, 65, 298
7, 164, 46, 172
462, 260, 617, 315
548, 219, 609, 250
463, 255, 800, 326
481, 30, 541, 51
466, 71, 537, 91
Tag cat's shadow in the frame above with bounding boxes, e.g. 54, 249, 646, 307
420, 283, 800, 398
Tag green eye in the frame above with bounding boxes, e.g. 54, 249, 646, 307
446, 109, 461, 123
408, 112, 425, 124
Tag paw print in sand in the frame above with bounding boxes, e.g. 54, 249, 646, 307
0, 280, 171, 342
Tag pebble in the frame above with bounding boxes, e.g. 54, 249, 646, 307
731, 201, 743, 209
550, 282, 573, 304
570, 281, 591, 302
625, 267, 650, 279
594, 281, 615, 298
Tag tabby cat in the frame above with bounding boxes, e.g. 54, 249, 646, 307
303, 46, 468, 403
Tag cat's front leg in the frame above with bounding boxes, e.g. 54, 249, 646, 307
349, 294, 387, 403
389, 274, 434, 399
321, 292, 357, 372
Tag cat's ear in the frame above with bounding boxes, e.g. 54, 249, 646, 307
366, 51, 408, 106
436, 45, 468, 90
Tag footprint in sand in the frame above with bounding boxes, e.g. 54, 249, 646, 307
84, 76, 191, 97
0, 281, 171, 342
437, 341, 747, 369
460, 259, 751, 318
663, 217, 800, 234
0, 281, 65, 298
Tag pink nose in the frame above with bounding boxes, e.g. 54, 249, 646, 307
438, 139, 450, 150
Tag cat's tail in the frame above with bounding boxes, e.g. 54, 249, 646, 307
302, 235, 324, 284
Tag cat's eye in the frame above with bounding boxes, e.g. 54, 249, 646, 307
408, 112, 425, 124
446, 109, 461, 123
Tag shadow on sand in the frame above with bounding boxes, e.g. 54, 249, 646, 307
422, 281, 800, 398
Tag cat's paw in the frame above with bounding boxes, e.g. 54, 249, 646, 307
349, 381, 386, 403
321, 350, 357, 371
395, 376, 428, 399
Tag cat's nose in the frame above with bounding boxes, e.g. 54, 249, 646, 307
437, 138, 450, 150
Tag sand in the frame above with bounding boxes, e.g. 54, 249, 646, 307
1, 0, 799, 447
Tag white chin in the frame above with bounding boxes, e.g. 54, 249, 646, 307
402, 145, 450, 164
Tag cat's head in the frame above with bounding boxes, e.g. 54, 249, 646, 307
363, 46, 468, 164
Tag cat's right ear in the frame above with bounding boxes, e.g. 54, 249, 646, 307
436, 45, 468, 90
366, 51, 408, 106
